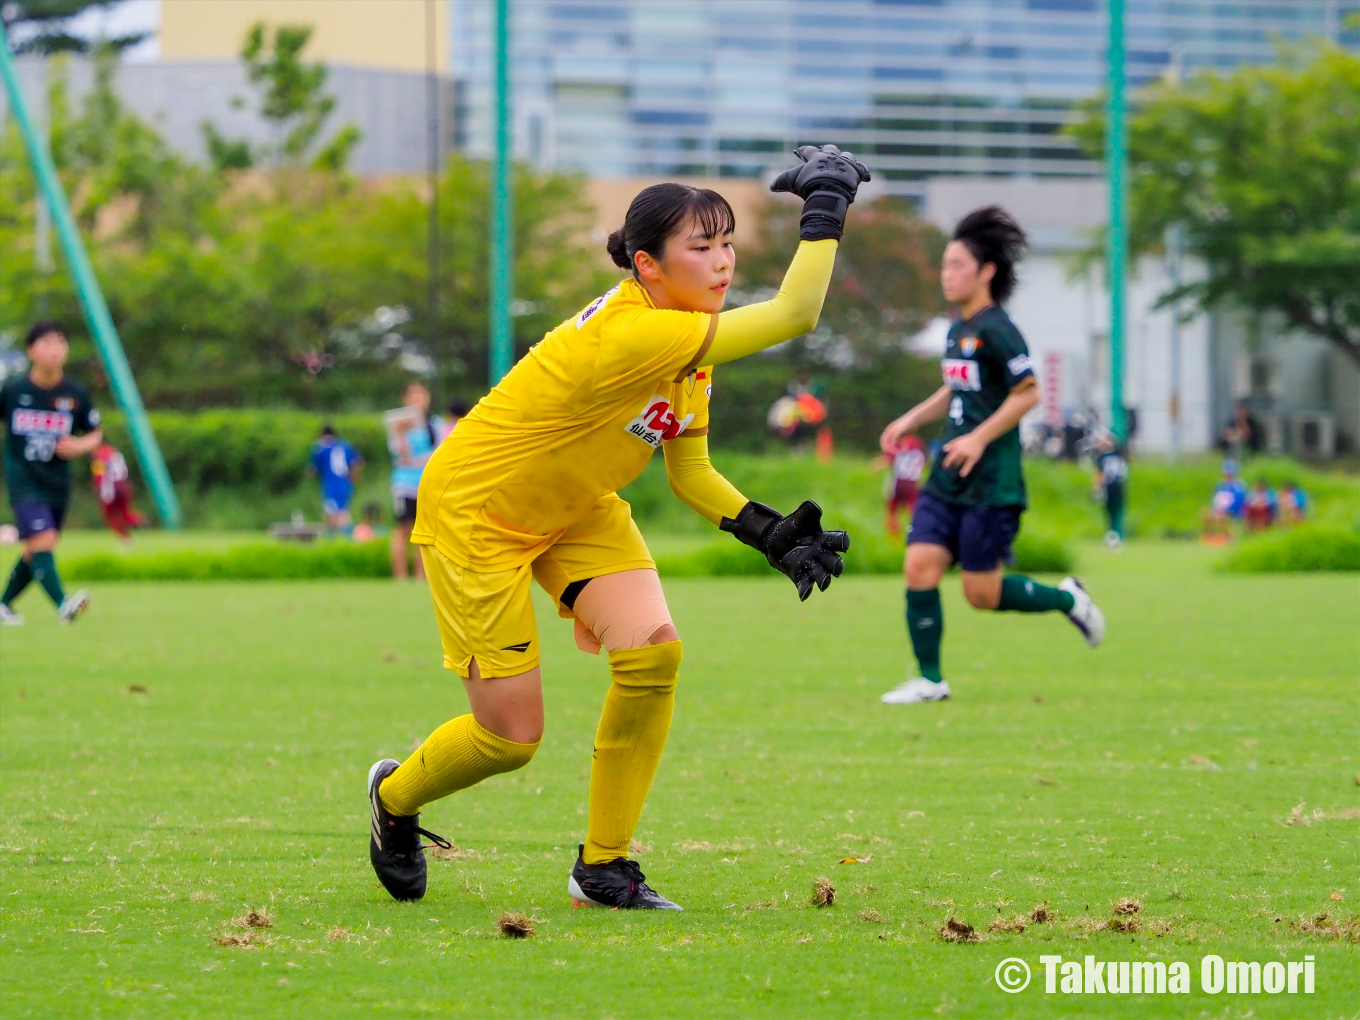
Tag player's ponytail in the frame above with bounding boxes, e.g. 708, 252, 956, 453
607, 183, 736, 277
952, 205, 1026, 304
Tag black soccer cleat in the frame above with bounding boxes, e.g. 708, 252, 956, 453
367, 758, 451, 902
567, 844, 683, 910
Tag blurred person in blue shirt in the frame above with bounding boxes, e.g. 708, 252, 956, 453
1280, 481, 1309, 526
309, 424, 363, 534
388, 381, 443, 580
1203, 459, 1248, 541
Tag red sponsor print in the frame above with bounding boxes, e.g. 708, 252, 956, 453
10, 409, 73, 435
624, 395, 693, 447
941, 358, 981, 391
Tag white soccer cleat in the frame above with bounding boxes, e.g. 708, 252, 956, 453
1104, 530, 1123, 551
58, 590, 90, 624
880, 676, 951, 704
0, 603, 24, 626
1059, 577, 1104, 648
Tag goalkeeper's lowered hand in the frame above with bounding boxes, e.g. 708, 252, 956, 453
720, 500, 851, 601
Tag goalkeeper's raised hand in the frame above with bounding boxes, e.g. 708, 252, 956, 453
770, 144, 872, 242
720, 500, 851, 601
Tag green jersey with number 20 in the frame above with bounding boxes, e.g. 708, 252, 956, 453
0, 373, 99, 505
923, 305, 1035, 508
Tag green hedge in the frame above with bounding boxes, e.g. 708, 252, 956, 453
655, 529, 1071, 579
4, 407, 1355, 540
63, 529, 1070, 582
1218, 525, 1360, 573
65, 540, 390, 582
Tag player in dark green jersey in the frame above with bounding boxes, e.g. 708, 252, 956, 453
878, 208, 1104, 704
0, 323, 102, 625
1091, 430, 1129, 550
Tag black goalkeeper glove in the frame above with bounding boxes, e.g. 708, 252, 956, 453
720, 500, 851, 601
769, 144, 872, 242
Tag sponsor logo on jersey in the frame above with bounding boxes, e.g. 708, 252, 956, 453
1007, 353, 1034, 377
959, 336, 981, 357
942, 358, 981, 391
55, 397, 75, 412
10, 408, 73, 436
625, 395, 694, 448
18, 394, 32, 405
577, 286, 619, 328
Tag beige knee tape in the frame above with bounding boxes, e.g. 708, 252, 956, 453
570, 568, 674, 654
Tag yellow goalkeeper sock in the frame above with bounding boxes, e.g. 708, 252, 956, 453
379, 714, 539, 817
583, 640, 682, 865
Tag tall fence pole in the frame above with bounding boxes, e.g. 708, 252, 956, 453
488, 0, 514, 385
0, 30, 181, 527
426, 0, 440, 359
1105, 0, 1127, 439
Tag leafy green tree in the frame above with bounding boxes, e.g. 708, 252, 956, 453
738, 197, 948, 367
1, 52, 609, 409
201, 22, 361, 172
1070, 43, 1360, 367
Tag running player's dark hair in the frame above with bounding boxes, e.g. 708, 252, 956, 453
24, 321, 65, 348
320, 423, 336, 437
607, 183, 736, 274
952, 206, 1027, 304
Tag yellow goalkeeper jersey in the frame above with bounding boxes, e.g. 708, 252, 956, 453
413, 278, 717, 570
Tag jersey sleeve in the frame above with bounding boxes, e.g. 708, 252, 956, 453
77, 388, 100, 434
989, 319, 1035, 389
683, 365, 714, 436
594, 306, 715, 394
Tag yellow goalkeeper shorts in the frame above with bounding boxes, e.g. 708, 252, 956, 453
421, 495, 654, 679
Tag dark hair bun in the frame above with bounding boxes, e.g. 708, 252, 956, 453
605, 228, 631, 270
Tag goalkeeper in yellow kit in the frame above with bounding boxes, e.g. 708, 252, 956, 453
367, 146, 869, 908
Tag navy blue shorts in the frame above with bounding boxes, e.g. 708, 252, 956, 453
907, 490, 1022, 573
11, 499, 67, 540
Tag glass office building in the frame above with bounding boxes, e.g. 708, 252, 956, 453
452, 0, 1356, 197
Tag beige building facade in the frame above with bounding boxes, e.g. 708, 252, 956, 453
160, 0, 449, 73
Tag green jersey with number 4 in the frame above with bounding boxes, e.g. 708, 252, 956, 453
924, 305, 1035, 508
1, 373, 100, 505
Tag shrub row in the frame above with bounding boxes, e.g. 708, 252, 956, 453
64, 529, 1071, 582
65, 540, 391, 582
1218, 525, 1360, 573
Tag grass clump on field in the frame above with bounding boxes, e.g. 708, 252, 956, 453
1218, 524, 1360, 573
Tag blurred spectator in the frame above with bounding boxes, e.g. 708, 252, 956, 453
1202, 459, 1248, 542
386, 381, 442, 580
309, 424, 363, 534
1216, 399, 1263, 458
1243, 479, 1278, 532
91, 442, 144, 544
1279, 482, 1308, 526
768, 372, 828, 450
1090, 430, 1128, 550
1062, 410, 1087, 462
873, 433, 926, 537
352, 501, 386, 543
439, 399, 471, 442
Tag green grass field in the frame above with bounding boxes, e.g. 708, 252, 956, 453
1, 542, 1356, 1018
